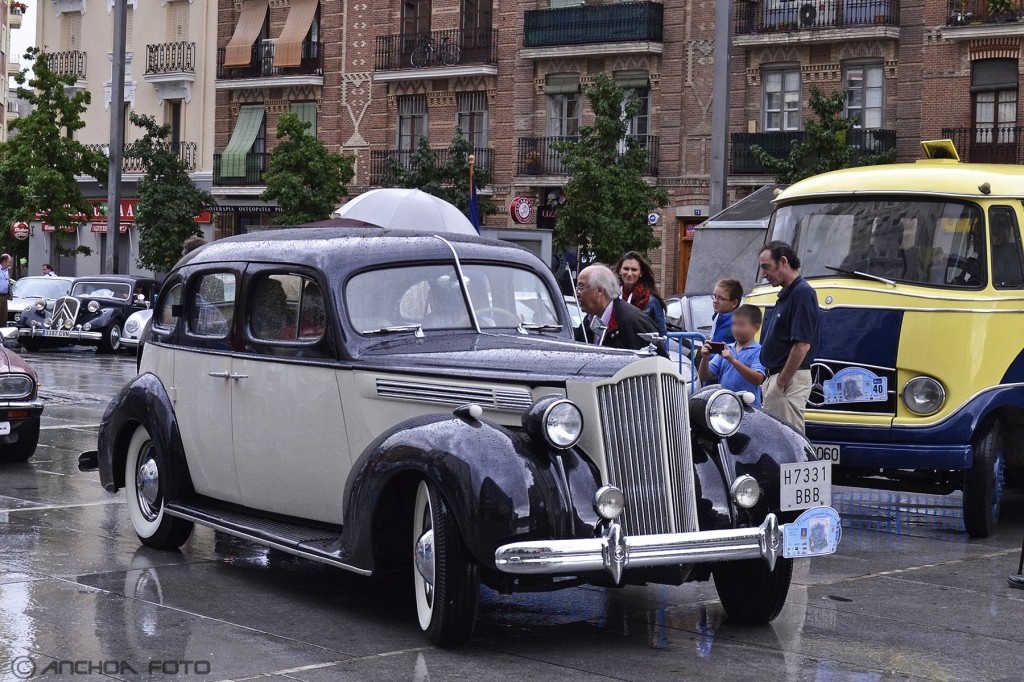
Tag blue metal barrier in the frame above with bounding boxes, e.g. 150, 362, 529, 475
666, 332, 707, 383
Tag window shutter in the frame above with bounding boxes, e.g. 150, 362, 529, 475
170, 1, 190, 42
62, 13, 83, 51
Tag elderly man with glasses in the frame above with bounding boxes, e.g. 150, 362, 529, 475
574, 264, 668, 358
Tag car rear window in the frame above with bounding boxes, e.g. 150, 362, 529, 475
189, 273, 235, 337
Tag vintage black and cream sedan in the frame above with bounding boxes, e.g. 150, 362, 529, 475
80, 228, 841, 646
17, 275, 157, 353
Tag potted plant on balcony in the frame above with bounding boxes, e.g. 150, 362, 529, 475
989, 0, 1017, 21
9, 1, 27, 13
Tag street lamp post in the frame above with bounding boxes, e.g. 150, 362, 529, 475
105, 0, 129, 274
709, 0, 734, 216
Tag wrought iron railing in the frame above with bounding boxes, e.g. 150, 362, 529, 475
368, 147, 495, 185
213, 152, 270, 185
86, 142, 198, 173
524, 1, 664, 47
44, 51, 87, 80
516, 135, 659, 176
942, 126, 1024, 164
730, 129, 897, 174
145, 42, 196, 74
947, 0, 1024, 24
735, 0, 900, 34
216, 41, 323, 79
375, 28, 498, 71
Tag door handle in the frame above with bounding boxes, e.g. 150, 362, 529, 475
229, 373, 249, 380
207, 371, 230, 378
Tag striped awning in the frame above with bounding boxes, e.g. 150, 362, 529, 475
274, 0, 319, 68
223, 0, 269, 68
220, 106, 265, 178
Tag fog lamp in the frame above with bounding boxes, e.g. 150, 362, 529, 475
902, 376, 945, 416
594, 485, 625, 520
82, 323, 92, 331
730, 475, 761, 509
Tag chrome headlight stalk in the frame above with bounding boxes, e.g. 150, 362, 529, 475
523, 395, 584, 449
902, 376, 945, 416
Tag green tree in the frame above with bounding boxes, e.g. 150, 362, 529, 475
380, 130, 495, 217
126, 113, 215, 272
554, 73, 667, 265
0, 48, 107, 259
261, 112, 355, 225
752, 84, 897, 184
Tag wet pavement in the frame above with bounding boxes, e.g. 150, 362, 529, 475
1, 348, 1023, 681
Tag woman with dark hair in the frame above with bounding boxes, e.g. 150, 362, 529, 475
614, 251, 667, 336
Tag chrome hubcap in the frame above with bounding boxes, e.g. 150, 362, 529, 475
414, 528, 435, 587
135, 452, 160, 522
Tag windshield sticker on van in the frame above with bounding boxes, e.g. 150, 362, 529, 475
823, 367, 888, 404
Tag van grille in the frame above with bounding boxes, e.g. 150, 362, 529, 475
597, 373, 699, 536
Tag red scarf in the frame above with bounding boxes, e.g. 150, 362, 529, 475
623, 281, 652, 312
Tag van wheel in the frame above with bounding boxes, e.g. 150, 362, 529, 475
713, 557, 793, 624
963, 421, 1004, 538
412, 479, 479, 647
124, 425, 194, 549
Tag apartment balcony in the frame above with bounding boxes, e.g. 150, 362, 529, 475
374, 29, 498, 81
516, 135, 659, 178
85, 142, 198, 173
216, 41, 323, 89
734, 0, 900, 46
368, 147, 495, 185
942, 126, 1024, 164
522, 1, 664, 59
730, 129, 896, 175
944, 0, 1024, 38
43, 51, 87, 92
9, 3, 24, 29
213, 152, 270, 186
144, 42, 196, 103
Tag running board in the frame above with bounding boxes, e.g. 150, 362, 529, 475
164, 499, 370, 576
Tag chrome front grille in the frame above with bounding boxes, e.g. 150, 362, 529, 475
598, 373, 699, 536
376, 378, 534, 412
50, 296, 80, 330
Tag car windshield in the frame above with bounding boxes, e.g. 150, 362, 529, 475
688, 295, 714, 333
72, 281, 133, 300
769, 198, 987, 288
346, 263, 560, 333
12, 278, 71, 300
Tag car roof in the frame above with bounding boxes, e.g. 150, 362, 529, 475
777, 160, 1024, 202
71, 275, 156, 284
17, 275, 74, 282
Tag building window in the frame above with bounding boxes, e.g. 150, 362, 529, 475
461, 0, 491, 33
167, 100, 183, 148
456, 92, 488, 148
125, 7, 135, 52
546, 74, 581, 137
844, 63, 884, 129
397, 95, 427, 151
763, 68, 801, 131
616, 71, 651, 137
168, 0, 190, 42
403, 0, 431, 36
290, 101, 318, 137
61, 12, 83, 51
973, 59, 1018, 156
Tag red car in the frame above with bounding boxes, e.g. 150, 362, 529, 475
0, 346, 43, 462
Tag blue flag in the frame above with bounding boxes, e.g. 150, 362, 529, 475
468, 167, 480, 234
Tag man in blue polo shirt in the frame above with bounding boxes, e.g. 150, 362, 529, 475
758, 241, 820, 435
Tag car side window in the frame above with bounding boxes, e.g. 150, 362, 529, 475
990, 206, 1024, 289
189, 273, 235, 337
248, 274, 327, 343
154, 283, 182, 331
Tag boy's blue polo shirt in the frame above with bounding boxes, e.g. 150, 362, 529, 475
708, 341, 766, 406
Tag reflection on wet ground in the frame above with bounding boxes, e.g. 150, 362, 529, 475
0, 349, 1022, 681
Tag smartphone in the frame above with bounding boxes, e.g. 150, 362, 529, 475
707, 341, 726, 354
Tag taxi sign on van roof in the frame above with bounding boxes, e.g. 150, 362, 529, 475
775, 139, 1024, 203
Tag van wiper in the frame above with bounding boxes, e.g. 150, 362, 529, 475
824, 265, 897, 287
364, 324, 425, 339
518, 323, 564, 334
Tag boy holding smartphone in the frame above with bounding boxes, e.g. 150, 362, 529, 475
697, 304, 766, 406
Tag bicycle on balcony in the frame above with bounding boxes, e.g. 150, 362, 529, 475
409, 34, 462, 68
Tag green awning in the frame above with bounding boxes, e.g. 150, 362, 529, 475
290, 102, 317, 133
221, 105, 265, 178
615, 70, 650, 89
545, 74, 580, 95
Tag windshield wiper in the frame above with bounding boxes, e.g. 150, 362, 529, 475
824, 265, 897, 287
364, 324, 425, 339
518, 323, 564, 334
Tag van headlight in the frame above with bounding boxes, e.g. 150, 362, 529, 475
706, 389, 744, 437
903, 376, 945, 416
523, 395, 583, 449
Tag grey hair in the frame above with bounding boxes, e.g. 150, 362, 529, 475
587, 264, 621, 300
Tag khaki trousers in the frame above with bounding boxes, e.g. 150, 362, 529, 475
762, 369, 813, 436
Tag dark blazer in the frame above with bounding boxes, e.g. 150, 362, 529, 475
579, 298, 669, 358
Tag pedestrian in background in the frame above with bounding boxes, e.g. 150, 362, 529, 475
697, 304, 766, 405
0, 254, 12, 324
577, 264, 668, 357
42, 263, 56, 277
615, 251, 667, 335
758, 241, 820, 435
710, 278, 743, 344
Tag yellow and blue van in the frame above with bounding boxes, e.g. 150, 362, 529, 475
746, 141, 1024, 538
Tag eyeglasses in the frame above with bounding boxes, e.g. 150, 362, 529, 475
711, 295, 735, 302
575, 282, 591, 292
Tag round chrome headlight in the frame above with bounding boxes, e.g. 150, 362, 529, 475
64, 319, 74, 330
707, 389, 744, 437
594, 485, 625, 520
34, 298, 46, 311
125, 319, 139, 334
730, 474, 761, 509
87, 300, 100, 313
82, 323, 92, 331
903, 376, 945, 416
543, 399, 583, 449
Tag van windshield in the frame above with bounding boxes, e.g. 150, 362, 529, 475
769, 199, 987, 289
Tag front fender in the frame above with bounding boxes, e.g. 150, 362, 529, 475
97, 372, 189, 495
341, 413, 602, 573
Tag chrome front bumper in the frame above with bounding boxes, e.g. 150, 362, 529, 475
19, 328, 102, 341
495, 507, 841, 584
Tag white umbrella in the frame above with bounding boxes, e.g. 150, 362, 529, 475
331, 188, 477, 236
